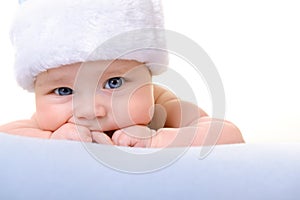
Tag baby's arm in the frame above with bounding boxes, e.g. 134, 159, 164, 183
0, 115, 112, 144
0, 118, 52, 139
152, 85, 244, 147
153, 118, 244, 147
112, 84, 244, 147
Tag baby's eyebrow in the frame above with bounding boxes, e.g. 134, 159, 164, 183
101, 69, 124, 79
101, 64, 138, 78
48, 75, 74, 84
36, 73, 74, 88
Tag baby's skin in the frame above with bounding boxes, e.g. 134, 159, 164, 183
0, 60, 244, 147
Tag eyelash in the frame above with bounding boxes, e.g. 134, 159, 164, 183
53, 87, 73, 96
51, 77, 124, 96
104, 77, 125, 89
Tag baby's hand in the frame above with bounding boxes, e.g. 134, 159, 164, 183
152, 127, 195, 147
51, 123, 114, 144
51, 123, 92, 142
112, 125, 156, 147
91, 131, 114, 145
153, 119, 245, 147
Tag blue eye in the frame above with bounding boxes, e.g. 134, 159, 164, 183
104, 77, 124, 89
54, 87, 73, 96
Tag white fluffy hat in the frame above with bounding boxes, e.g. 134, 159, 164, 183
11, 0, 168, 91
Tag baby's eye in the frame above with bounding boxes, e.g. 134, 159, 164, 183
53, 87, 73, 96
104, 77, 124, 89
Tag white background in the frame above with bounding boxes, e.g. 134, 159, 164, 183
0, 0, 299, 143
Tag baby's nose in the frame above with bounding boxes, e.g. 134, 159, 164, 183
73, 96, 107, 120
76, 105, 106, 120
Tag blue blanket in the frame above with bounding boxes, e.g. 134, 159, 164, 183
0, 132, 299, 200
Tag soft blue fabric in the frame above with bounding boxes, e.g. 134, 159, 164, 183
0, 132, 299, 200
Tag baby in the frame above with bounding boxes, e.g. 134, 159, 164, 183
0, 0, 244, 147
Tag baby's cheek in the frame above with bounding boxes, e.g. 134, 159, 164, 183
35, 105, 69, 131
128, 85, 154, 125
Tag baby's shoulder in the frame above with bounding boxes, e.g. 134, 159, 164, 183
153, 84, 178, 105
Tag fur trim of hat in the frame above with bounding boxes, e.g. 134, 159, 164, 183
11, 0, 168, 91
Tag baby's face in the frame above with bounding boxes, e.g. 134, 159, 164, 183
34, 60, 154, 133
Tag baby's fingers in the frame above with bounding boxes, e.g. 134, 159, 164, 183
91, 132, 114, 145
75, 125, 93, 142
112, 127, 156, 147
51, 123, 92, 142
111, 130, 136, 147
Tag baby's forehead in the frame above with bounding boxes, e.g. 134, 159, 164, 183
36, 60, 147, 83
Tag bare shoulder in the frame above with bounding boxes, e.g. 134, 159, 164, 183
153, 84, 178, 105
153, 84, 208, 127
